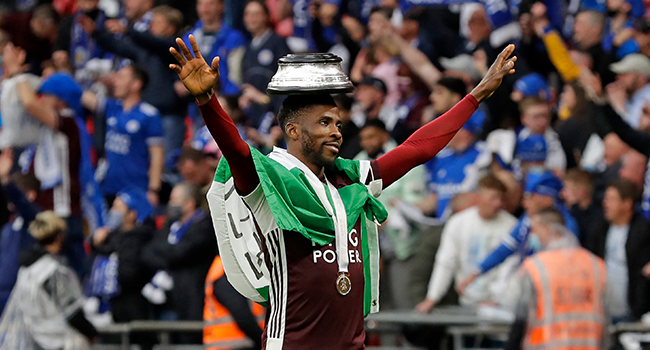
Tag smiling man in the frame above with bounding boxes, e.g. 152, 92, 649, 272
170, 35, 517, 350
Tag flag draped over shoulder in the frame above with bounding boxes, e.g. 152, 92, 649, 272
207, 146, 387, 316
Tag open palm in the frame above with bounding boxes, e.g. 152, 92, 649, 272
169, 35, 220, 96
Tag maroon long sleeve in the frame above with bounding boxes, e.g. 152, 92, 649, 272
376, 94, 480, 188
198, 94, 259, 195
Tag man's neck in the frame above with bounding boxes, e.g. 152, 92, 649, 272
287, 146, 326, 179
180, 209, 197, 224
578, 196, 592, 210
252, 27, 269, 39
478, 207, 497, 221
581, 37, 601, 51
203, 19, 222, 32
611, 211, 633, 226
122, 94, 141, 111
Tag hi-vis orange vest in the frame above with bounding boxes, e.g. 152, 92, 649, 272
522, 248, 607, 350
204, 256, 265, 350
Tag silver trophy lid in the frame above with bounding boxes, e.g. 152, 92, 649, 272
266, 53, 354, 95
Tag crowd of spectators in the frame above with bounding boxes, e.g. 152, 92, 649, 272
1, 0, 650, 347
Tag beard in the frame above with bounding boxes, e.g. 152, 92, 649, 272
301, 129, 337, 169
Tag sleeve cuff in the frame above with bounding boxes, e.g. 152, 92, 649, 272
197, 92, 217, 107
465, 94, 479, 109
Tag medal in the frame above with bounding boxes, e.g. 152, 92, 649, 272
336, 272, 351, 295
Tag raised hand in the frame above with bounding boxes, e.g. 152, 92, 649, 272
470, 44, 517, 102
169, 35, 220, 103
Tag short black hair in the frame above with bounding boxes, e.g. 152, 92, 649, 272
608, 179, 641, 203
370, 6, 393, 20
277, 94, 336, 133
361, 119, 387, 133
333, 94, 353, 112
129, 64, 149, 91
436, 77, 467, 97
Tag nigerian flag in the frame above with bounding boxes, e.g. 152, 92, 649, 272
206, 146, 387, 316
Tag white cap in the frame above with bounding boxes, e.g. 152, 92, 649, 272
610, 54, 650, 77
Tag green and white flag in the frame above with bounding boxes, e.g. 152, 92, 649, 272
207, 146, 387, 315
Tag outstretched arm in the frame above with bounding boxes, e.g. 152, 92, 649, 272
170, 35, 259, 195
376, 44, 518, 188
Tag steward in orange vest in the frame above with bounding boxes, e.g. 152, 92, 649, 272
204, 256, 265, 350
506, 208, 609, 350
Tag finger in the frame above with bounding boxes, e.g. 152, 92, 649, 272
169, 64, 182, 74
211, 56, 221, 72
176, 37, 193, 61
496, 44, 516, 66
170, 47, 186, 66
189, 34, 204, 61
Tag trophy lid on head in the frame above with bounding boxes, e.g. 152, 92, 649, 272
267, 53, 354, 95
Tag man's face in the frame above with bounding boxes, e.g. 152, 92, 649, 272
603, 133, 628, 167
197, 0, 223, 23
355, 85, 383, 112
573, 13, 600, 49
477, 188, 503, 220
368, 12, 389, 42
619, 150, 648, 186
113, 67, 137, 99
523, 192, 554, 214
295, 105, 343, 169
112, 197, 135, 227
603, 187, 630, 223
179, 158, 202, 185
430, 85, 460, 115
447, 128, 474, 152
30, 18, 55, 39
467, 7, 491, 44
149, 13, 174, 37
125, 0, 152, 21
560, 180, 582, 207
530, 215, 552, 248
359, 126, 389, 159
521, 104, 551, 134
616, 72, 642, 95
244, 1, 267, 35
77, 0, 99, 12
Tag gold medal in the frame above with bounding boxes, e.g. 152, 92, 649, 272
336, 272, 351, 295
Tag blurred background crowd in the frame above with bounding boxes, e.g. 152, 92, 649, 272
1, 0, 650, 348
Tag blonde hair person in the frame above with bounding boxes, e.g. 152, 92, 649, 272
29, 211, 67, 247
0, 211, 97, 350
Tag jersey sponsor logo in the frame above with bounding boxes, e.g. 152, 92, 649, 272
106, 130, 131, 155
312, 228, 362, 264
107, 117, 118, 126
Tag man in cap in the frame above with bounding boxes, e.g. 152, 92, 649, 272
510, 73, 550, 102
169, 35, 517, 349
16, 72, 106, 279
607, 53, 650, 128
457, 171, 579, 293
351, 76, 398, 131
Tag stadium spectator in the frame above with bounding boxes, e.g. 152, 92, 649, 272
608, 53, 650, 128
418, 78, 489, 219
177, 146, 219, 210
487, 97, 566, 178
351, 76, 398, 131
15, 72, 91, 279
510, 73, 550, 103
416, 174, 518, 313
573, 10, 616, 85
0, 149, 39, 315
457, 172, 579, 293
505, 208, 608, 350
240, 0, 291, 127
142, 183, 216, 327
88, 186, 155, 348
81, 65, 164, 206
0, 211, 98, 349
0, 4, 59, 74
53, 0, 108, 77
390, 63, 431, 144
80, 6, 187, 159
589, 179, 650, 321
119, 0, 154, 32
183, 0, 246, 96
619, 149, 648, 189
561, 169, 603, 248
604, 0, 642, 60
